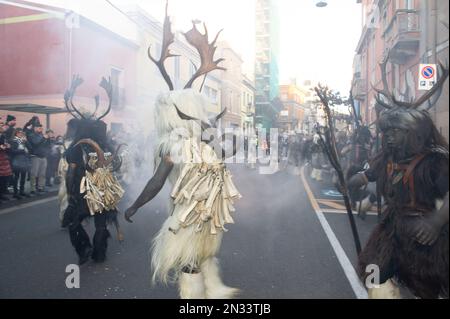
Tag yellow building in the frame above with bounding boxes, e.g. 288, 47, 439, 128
278, 80, 307, 133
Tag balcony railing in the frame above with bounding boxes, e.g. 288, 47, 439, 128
383, 10, 420, 64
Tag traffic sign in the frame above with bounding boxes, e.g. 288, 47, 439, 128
419, 64, 437, 90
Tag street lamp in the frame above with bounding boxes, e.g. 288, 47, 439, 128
315, 1, 328, 7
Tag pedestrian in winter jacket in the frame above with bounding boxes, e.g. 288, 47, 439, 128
0, 123, 13, 202
9, 129, 32, 199
24, 122, 50, 194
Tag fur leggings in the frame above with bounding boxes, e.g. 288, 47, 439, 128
358, 209, 449, 299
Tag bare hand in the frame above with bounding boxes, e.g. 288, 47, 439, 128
124, 206, 138, 223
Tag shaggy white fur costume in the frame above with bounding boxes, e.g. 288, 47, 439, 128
57, 143, 70, 222
368, 279, 402, 299
150, 90, 241, 299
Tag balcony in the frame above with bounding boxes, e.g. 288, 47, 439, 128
352, 78, 367, 100
383, 10, 420, 64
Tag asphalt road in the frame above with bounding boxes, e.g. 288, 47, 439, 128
0, 164, 377, 299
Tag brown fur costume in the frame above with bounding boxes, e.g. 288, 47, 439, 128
358, 117, 449, 299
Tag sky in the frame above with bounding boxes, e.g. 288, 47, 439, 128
22, 0, 363, 95
132, 0, 363, 94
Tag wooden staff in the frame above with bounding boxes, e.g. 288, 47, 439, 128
315, 85, 362, 254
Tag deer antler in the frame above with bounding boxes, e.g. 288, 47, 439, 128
64, 75, 113, 121
183, 22, 226, 89
148, 1, 178, 91
64, 74, 86, 119
372, 49, 394, 110
392, 61, 449, 110
97, 76, 113, 120
75, 138, 111, 168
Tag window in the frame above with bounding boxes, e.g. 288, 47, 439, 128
210, 88, 218, 104
111, 68, 122, 107
204, 85, 217, 104
174, 56, 180, 81
405, 0, 414, 10
204, 86, 210, 97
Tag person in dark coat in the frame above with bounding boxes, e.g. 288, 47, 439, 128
24, 121, 50, 194
45, 129, 60, 187
4, 114, 17, 142
9, 128, 32, 199
0, 122, 13, 202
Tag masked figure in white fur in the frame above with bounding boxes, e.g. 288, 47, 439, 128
124, 2, 241, 299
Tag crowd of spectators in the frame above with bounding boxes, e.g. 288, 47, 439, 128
0, 114, 64, 205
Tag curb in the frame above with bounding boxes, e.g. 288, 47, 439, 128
0, 191, 58, 211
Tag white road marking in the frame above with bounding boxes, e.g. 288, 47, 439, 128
322, 208, 378, 216
300, 165, 368, 299
0, 196, 58, 216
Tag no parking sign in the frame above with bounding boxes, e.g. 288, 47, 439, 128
418, 64, 437, 90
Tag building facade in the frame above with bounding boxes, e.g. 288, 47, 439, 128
123, 5, 223, 136
278, 80, 307, 133
241, 75, 256, 136
0, 1, 249, 136
218, 42, 243, 129
255, 0, 280, 129
353, 0, 449, 140
0, 0, 138, 135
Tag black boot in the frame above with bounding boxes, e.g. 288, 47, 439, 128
91, 228, 110, 263
69, 224, 92, 265
78, 246, 93, 265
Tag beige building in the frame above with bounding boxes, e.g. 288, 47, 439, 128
278, 79, 309, 133
354, 0, 449, 140
241, 75, 256, 136
218, 42, 243, 129
124, 6, 223, 135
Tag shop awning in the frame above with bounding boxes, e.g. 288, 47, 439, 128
0, 104, 68, 115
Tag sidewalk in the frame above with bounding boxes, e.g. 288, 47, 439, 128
0, 182, 59, 210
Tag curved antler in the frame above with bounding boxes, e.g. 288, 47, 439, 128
92, 95, 100, 119
148, 0, 178, 91
183, 22, 226, 89
111, 143, 128, 172
75, 138, 110, 168
209, 107, 227, 128
64, 74, 86, 119
64, 91, 81, 119
97, 76, 113, 121
392, 61, 449, 109
371, 49, 394, 110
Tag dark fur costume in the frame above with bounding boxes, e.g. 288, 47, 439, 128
62, 119, 117, 263
346, 126, 373, 204
358, 110, 449, 298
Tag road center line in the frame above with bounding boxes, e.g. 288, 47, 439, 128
0, 196, 58, 216
300, 165, 368, 299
